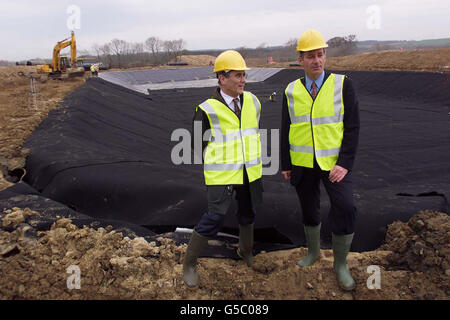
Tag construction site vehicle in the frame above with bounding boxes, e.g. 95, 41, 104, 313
37, 31, 85, 80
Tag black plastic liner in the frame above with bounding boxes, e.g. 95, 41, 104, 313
0, 182, 296, 258
0, 182, 157, 239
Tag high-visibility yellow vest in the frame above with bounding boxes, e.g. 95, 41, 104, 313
197, 91, 262, 185
285, 73, 345, 171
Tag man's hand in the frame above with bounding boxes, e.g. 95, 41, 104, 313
282, 170, 291, 180
329, 165, 348, 183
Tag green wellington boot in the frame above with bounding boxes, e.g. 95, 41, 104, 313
183, 230, 208, 288
297, 224, 321, 267
237, 223, 254, 267
332, 233, 356, 291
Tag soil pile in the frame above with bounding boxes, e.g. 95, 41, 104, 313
251, 48, 450, 73
0, 207, 448, 299
179, 55, 216, 66
380, 210, 450, 299
326, 48, 450, 73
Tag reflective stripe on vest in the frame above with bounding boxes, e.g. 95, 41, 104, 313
286, 73, 345, 170
198, 91, 262, 185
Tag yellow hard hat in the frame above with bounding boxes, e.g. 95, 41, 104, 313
213, 50, 250, 73
296, 29, 329, 52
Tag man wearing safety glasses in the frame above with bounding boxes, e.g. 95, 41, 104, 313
183, 50, 263, 288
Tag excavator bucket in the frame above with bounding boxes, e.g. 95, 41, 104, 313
67, 67, 85, 78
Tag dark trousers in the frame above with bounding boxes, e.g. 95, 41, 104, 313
195, 173, 256, 238
294, 162, 356, 235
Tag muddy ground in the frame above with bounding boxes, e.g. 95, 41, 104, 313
0, 55, 449, 300
0, 208, 448, 299
0, 66, 87, 190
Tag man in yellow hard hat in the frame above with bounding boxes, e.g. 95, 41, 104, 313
280, 29, 360, 291
183, 50, 263, 288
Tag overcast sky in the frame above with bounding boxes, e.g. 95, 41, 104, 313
1, 0, 449, 61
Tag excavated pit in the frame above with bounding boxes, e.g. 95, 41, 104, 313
1, 68, 449, 256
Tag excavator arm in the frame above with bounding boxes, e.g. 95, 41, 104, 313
51, 33, 73, 72
70, 32, 77, 67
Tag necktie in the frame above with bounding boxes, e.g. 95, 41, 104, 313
233, 98, 241, 119
311, 82, 318, 100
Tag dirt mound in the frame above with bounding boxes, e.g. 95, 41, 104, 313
103, 55, 216, 73
0, 208, 184, 299
379, 210, 450, 298
0, 66, 37, 89
179, 55, 216, 66
382, 210, 449, 271
255, 48, 450, 73
326, 48, 450, 73
380, 211, 450, 299
1, 207, 448, 299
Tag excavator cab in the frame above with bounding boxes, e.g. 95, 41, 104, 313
60, 56, 69, 71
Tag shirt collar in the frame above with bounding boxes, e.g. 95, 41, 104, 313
220, 89, 240, 107
305, 71, 325, 91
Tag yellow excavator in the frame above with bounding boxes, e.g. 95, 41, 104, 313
38, 31, 85, 80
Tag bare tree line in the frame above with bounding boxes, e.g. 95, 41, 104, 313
4, 34, 450, 68
212, 35, 358, 64
0, 60, 13, 66
85, 34, 360, 69
326, 35, 358, 56
233, 39, 298, 62
89, 37, 186, 68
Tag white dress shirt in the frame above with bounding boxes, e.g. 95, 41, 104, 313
220, 90, 241, 112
